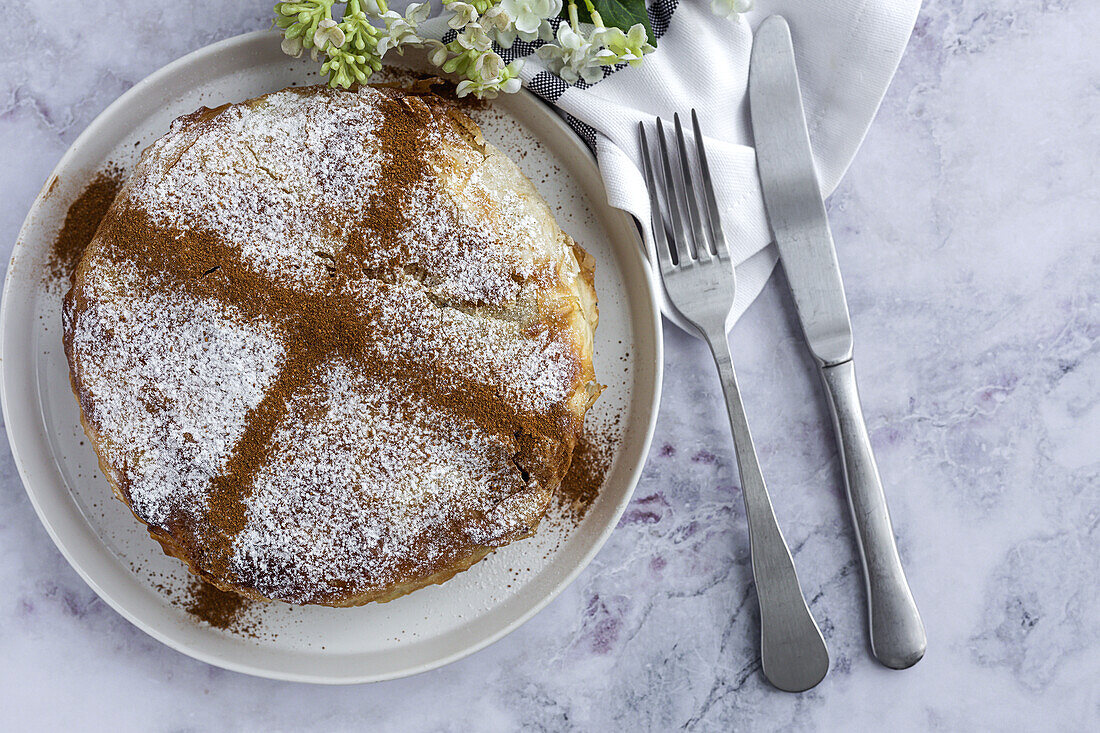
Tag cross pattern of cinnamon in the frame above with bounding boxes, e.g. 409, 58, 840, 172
63, 85, 595, 603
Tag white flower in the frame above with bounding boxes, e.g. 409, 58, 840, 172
406, 1, 432, 24
446, 1, 479, 29
500, 0, 562, 42
474, 50, 505, 80
711, 0, 752, 20
439, 23, 502, 78
481, 5, 511, 31
281, 34, 304, 58
456, 58, 525, 98
376, 4, 429, 55
423, 39, 450, 66
313, 18, 347, 52
537, 22, 603, 84
590, 22, 655, 67
481, 4, 517, 48
455, 22, 493, 53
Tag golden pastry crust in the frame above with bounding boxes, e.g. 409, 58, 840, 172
63, 84, 600, 606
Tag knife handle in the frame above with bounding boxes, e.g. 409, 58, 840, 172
820, 360, 926, 669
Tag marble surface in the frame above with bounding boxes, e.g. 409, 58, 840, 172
2, 0, 1098, 729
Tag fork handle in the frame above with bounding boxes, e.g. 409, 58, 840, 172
706, 332, 829, 693
820, 360, 926, 669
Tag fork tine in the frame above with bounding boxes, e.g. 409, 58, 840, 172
673, 113, 712, 260
638, 122, 675, 272
655, 117, 693, 262
691, 109, 730, 260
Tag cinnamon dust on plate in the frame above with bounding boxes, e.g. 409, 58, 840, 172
46, 168, 122, 288
184, 577, 253, 632
554, 410, 622, 521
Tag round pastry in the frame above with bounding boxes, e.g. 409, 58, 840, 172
63, 84, 601, 606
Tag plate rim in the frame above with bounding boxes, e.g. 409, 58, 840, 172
1, 29, 663, 684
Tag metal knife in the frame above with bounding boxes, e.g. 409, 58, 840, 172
748, 14, 926, 669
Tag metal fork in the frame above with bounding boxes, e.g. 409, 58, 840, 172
639, 112, 830, 693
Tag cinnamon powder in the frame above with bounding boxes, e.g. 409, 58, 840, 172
556, 428, 616, 520
184, 577, 251, 631
47, 169, 122, 288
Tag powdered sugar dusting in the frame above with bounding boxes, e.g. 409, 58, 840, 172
69, 263, 285, 526
139, 91, 379, 283
132, 86, 567, 305
355, 277, 577, 414
233, 359, 533, 603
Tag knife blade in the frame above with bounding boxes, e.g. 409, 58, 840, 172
748, 16, 853, 367
749, 15, 927, 670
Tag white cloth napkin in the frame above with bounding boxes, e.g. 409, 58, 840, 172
426, 0, 921, 333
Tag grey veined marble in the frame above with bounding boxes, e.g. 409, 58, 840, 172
1, 0, 1097, 730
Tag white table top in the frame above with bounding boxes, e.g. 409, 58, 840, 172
1, 1, 1096, 729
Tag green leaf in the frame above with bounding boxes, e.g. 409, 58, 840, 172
562, 0, 655, 47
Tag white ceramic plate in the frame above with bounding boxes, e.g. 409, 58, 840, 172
1, 31, 662, 683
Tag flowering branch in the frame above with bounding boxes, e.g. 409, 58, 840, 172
272, 0, 751, 98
